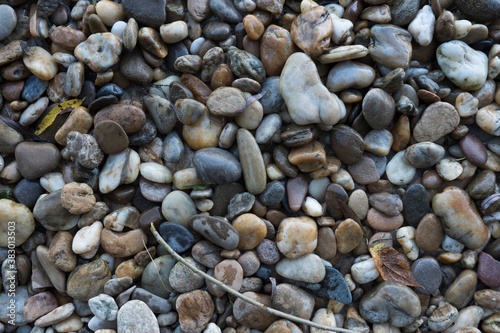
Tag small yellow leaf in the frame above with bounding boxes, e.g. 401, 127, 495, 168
34, 99, 84, 135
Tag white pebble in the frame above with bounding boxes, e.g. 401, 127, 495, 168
160, 21, 189, 44
139, 162, 172, 184
442, 235, 465, 253
408, 5, 435, 46
324, 3, 344, 18
19, 97, 49, 126
72, 221, 103, 258
351, 255, 379, 284
111, 20, 127, 38
330, 168, 354, 190
436, 159, 463, 181
203, 323, 222, 333
397, 226, 419, 260
453, 19, 472, 39
302, 197, 324, 217
40, 172, 65, 193
386, 150, 416, 185
267, 164, 285, 180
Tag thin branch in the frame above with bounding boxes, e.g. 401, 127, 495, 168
151, 223, 358, 333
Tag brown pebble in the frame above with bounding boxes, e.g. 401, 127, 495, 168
61, 182, 96, 215
94, 120, 130, 155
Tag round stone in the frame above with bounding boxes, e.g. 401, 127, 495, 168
61, 182, 96, 215
233, 213, 267, 250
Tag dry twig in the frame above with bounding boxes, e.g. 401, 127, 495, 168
151, 223, 358, 333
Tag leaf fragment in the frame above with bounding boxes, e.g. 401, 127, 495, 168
34, 98, 84, 135
369, 243, 423, 288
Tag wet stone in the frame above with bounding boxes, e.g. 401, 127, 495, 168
403, 184, 432, 228
189, 214, 240, 250
159, 222, 195, 253
411, 257, 442, 295
193, 148, 242, 185
259, 181, 285, 206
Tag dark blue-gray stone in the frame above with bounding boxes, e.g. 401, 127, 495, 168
128, 117, 156, 146
259, 181, 285, 206
389, 0, 419, 26
226, 192, 255, 220
193, 148, 242, 185
210, 183, 245, 217
306, 267, 352, 304
159, 222, 195, 253
411, 257, 441, 295
122, 0, 166, 28
209, 0, 242, 24
454, 0, 500, 23
259, 77, 284, 115
164, 42, 188, 74
21, 75, 49, 103
79, 80, 95, 107
162, 131, 185, 163
254, 265, 272, 280
96, 83, 124, 98
13, 179, 44, 209
403, 184, 431, 227
88, 95, 118, 114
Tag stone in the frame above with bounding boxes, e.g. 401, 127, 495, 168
159, 222, 195, 253
141, 256, 177, 298
415, 213, 444, 252
118, 300, 160, 333
66, 132, 104, 169
408, 5, 435, 47
347, 157, 380, 185
276, 254, 326, 283
67, 259, 112, 301
131, 288, 171, 313
233, 292, 278, 330
277, 216, 317, 258
389, 0, 419, 26
403, 184, 432, 228
73, 221, 102, 259
0, 5, 16, 42
264, 320, 303, 333
445, 270, 477, 310
101, 229, 147, 258
411, 257, 442, 295
209, 0, 242, 23
0, 286, 29, 326
33, 191, 80, 231
34, 303, 75, 328
330, 125, 364, 165
0, 199, 35, 247
360, 281, 421, 327
48, 231, 77, 272
119, 49, 154, 85
290, 6, 332, 57
335, 219, 364, 253
94, 120, 129, 155
74, 33, 122, 73
428, 302, 458, 332
169, 257, 206, 292
193, 148, 242, 185
460, 133, 488, 167
99, 148, 140, 194
260, 25, 294, 76
369, 25, 412, 69
228, 46, 266, 83
237, 129, 267, 194
189, 214, 240, 249
432, 187, 489, 250
161, 190, 197, 228
23, 292, 58, 323
280, 52, 344, 127
288, 141, 326, 173
454, 0, 500, 24
60, 182, 95, 215
95, 103, 146, 134
327, 61, 376, 93
89, 294, 118, 321
272, 284, 315, 319
437, 41, 488, 91
22, 47, 58, 81
362, 88, 395, 130
15, 142, 60, 180
478, 252, 500, 288
214, 259, 244, 291
176, 290, 214, 333
308, 267, 352, 304
233, 213, 267, 250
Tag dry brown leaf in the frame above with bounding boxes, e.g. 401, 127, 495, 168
369, 243, 423, 288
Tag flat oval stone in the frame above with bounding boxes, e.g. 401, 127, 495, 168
460, 133, 487, 167
228, 46, 266, 83
405, 142, 445, 168
444, 269, 477, 309
95, 104, 146, 134
362, 88, 396, 130
432, 186, 489, 250
193, 148, 242, 185
415, 213, 444, 252
99, 148, 140, 194
307, 266, 352, 304
118, 300, 160, 333
33, 191, 80, 231
15, 142, 61, 180
94, 120, 129, 155
22, 47, 58, 81
0, 199, 35, 247
188, 215, 240, 250
276, 253, 326, 283
403, 184, 432, 228
159, 222, 195, 253
327, 61, 376, 93
478, 252, 500, 289
385, 150, 417, 186
330, 125, 364, 165
411, 257, 442, 295
22, 75, 49, 103
369, 24, 412, 69
161, 191, 197, 228
237, 129, 266, 194
260, 25, 294, 76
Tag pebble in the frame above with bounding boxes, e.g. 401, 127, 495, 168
385, 150, 416, 186
260, 25, 294, 76
436, 159, 464, 181
15, 142, 60, 180
61, 182, 95, 215
237, 129, 266, 194
327, 61, 376, 93
95, 103, 146, 134
369, 25, 412, 69
437, 41, 489, 91
0, 199, 35, 247
34, 303, 75, 328
272, 283, 315, 319
330, 125, 364, 165
405, 142, 445, 168
359, 281, 421, 327
33, 191, 80, 231
23, 291, 58, 323
280, 52, 344, 127
290, 6, 332, 57
99, 148, 140, 194
478, 252, 500, 288
131, 288, 171, 313
233, 292, 277, 330
67, 259, 112, 301
411, 257, 442, 294
117, 300, 160, 333
276, 253, 326, 283
48, 231, 77, 272
408, 5, 435, 46
176, 290, 214, 333
445, 270, 478, 310
432, 186, 489, 250
415, 213, 444, 252
193, 148, 241, 184
94, 120, 129, 155
189, 214, 239, 249
74, 33, 123, 73
277, 216, 317, 258
159, 222, 195, 253
89, 294, 118, 321
233, 213, 267, 250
